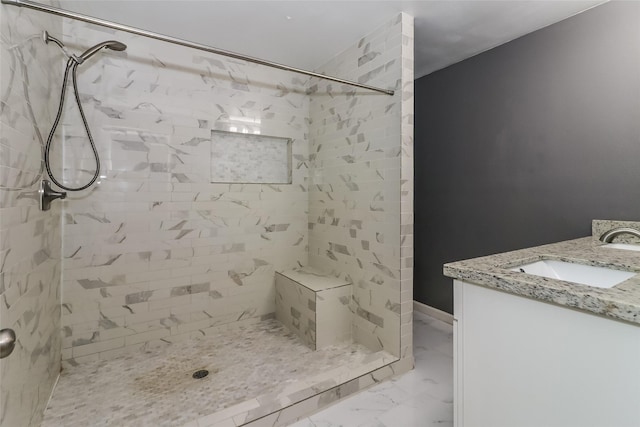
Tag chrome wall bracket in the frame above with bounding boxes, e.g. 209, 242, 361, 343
39, 179, 66, 211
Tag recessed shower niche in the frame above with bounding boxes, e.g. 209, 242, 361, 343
210, 130, 292, 184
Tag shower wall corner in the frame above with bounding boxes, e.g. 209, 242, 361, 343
307, 12, 415, 370
0, 1, 64, 426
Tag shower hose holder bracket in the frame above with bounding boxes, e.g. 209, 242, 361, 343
40, 179, 66, 211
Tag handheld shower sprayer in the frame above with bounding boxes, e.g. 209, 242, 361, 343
43, 30, 126, 64
42, 31, 127, 192
78, 40, 127, 63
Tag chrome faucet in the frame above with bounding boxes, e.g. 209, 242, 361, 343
599, 227, 640, 243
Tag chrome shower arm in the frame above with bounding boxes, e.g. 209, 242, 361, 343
43, 30, 82, 63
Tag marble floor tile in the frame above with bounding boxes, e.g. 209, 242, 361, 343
41, 312, 450, 427
289, 311, 454, 427
41, 319, 391, 427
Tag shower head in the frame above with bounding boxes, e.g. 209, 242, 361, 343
43, 31, 125, 64
79, 40, 127, 62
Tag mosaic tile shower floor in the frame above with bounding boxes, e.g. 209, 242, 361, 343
41, 319, 393, 427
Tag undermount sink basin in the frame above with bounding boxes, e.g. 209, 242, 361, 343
510, 259, 635, 289
602, 243, 640, 252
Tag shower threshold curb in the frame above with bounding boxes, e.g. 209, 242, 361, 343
193, 352, 400, 427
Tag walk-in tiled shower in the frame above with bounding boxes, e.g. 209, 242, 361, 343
0, 1, 414, 425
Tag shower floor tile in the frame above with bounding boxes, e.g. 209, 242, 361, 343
41, 319, 394, 427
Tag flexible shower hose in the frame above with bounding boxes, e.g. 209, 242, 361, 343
45, 56, 101, 191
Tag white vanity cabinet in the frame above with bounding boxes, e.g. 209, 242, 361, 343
453, 279, 640, 427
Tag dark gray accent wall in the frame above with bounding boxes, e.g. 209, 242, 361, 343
414, 2, 640, 314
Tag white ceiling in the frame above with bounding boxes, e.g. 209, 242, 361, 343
57, 0, 606, 79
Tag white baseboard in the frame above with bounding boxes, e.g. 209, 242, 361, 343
413, 300, 454, 324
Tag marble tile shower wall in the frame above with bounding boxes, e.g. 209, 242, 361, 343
0, 2, 63, 426
308, 14, 414, 359
60, 21, 310, 363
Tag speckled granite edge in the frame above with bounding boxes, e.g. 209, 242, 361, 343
592, 219, 640, 244
444, 237, 640, 325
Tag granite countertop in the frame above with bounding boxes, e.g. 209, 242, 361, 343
444, 236, 640, 325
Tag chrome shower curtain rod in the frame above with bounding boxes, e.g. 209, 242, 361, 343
1, 0, 395, 96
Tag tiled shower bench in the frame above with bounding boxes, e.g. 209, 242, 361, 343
275, 267, 352, 350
